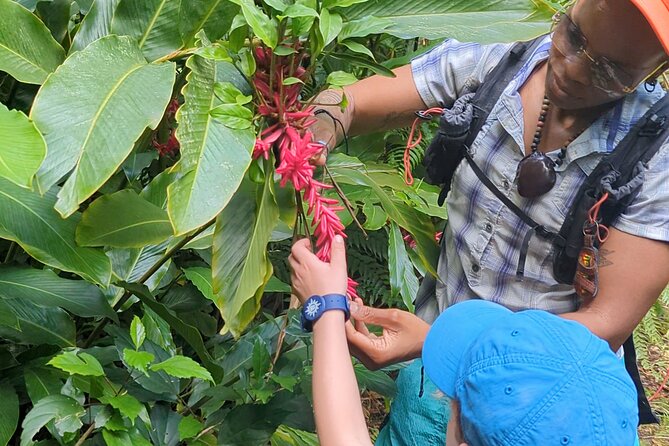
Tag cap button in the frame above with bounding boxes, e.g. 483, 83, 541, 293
621, 420, 628, 429
511, 330, 520, 337
504, 386, 513, 395
560, 436, 571, 445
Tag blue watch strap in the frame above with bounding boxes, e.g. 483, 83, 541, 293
301, 293, 350, 332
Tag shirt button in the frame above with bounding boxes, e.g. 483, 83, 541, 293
485, 223, 493, 233
503, 180, 510, 189
472, 264, 481, 273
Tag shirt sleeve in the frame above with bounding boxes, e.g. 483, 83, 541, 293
613, 141, 669, 242
410, 39, 513, 108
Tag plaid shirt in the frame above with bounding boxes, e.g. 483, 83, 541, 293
411, 36, 669, 316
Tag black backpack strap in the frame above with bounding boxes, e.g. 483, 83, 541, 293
436, 36, 548, 205
553, 94, 669, 284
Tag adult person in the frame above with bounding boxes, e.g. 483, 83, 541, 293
288, 236, 639, 446
309, 0, 669, 444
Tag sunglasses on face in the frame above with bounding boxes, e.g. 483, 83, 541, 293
551, 11, 667, 95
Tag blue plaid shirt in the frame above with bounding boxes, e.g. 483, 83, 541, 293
411, 36, 669, 316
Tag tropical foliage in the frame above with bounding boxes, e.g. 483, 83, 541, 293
0, 0, 595, 444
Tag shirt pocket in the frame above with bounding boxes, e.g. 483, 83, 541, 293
550, 158, 592, 220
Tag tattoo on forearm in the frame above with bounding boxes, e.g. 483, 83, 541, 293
599, 248, 614, 267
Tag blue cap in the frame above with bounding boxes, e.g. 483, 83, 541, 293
422, 300, 638, 445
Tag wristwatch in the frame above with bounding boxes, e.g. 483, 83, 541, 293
301, 293, 350, 332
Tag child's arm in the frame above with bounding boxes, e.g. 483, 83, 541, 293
289, 236, 373, 446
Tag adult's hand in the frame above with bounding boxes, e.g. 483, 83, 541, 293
345, 301, 430, 370
288, 236, 348, 304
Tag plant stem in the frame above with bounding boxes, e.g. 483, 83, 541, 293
83, 219, 217, 348
154, 48, 196, 64
74, 423, 96, 446
324, 165, 368, 238
3, 242, 17, 263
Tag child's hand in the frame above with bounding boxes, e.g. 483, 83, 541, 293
288, 235, 348, 303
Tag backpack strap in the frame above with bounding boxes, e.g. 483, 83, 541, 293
552, 94, 669, 284
436, 36, 547, 205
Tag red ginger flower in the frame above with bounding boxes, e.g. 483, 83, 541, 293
252, 43, 358, 299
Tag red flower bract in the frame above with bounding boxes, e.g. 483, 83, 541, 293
252, 43, 358, 299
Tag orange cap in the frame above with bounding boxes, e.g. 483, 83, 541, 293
628, 0, 669, 54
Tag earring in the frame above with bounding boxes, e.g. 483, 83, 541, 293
645, 79, 657, 93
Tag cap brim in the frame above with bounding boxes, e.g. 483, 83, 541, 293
422, 300, 513, 398
629, 0, 669, 55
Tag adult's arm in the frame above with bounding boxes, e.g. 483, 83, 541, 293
560, 228, 669, 351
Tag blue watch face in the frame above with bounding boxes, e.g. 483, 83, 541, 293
303, 296, 325, 321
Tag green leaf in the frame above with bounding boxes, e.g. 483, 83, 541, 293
265, 276, 290, 293
0, 0, 65, 84
281, 4, 318, 18
130, 315, 146, 350
326, 71, 358, 87
210, 103, 253, 129
329, 52, 395, 77
103, 428, 153, 446
271, 425, 319, 446
0, 386, 19, 446
212, 175, 279, 337
282, 76, 304, 85
230, 0, 278, 48
119, 282, 224, 381
0, 178, 112, 285
110, 0, 182, 61
70, 0, 121, 53
0, 298, 75, 347
179, 0, 239, 46
328, 154, 438, 275
167, 55, 254, 235
179, 415, 203, 441
0, 266, 116, 319
264, 0, 289, 12
362, 202, 387, 231
389, 222, 419, 312
340, 40, 375, 59
322, 0, 366, 8
252, 339, 271, 378
338, 16, 392, 41
20, 395, 85, 446
24, 368, 64, 403
318, 8, 342, 47
123, 349, 155, 376
184, 267, 216, 302
0, 103, 46, 188
31, 35, 176, 217
48, 350, 105, 377
105, 393, 145, 423
150, 355, 214, 382
344, 0, 552, 43
76, 190, 173, 248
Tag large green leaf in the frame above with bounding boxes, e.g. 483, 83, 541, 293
0, 386, 19, 446
328, 154, 439, 276
119, 282, 224, 382
167, 55, 254, 235
0, 298, 75, 347
70, 0, 121, 53
108, 241, 172, 291
344, 0, 552, 43
111, 0, 183, 62
20, 395, 85, 446
0, 178, 111, 285
179, 0, 239, 45
388, 222, 419, 312
0, 266, 116, 319
0, 0, 65, 84
212, 176, 279, 337
0, 103, 46, 188
77, 190, 173, 248
31, 35, 176, 217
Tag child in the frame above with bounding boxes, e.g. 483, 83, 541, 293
289, 237, 639, 445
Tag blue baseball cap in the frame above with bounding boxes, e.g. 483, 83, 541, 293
422, 300, 639, 445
